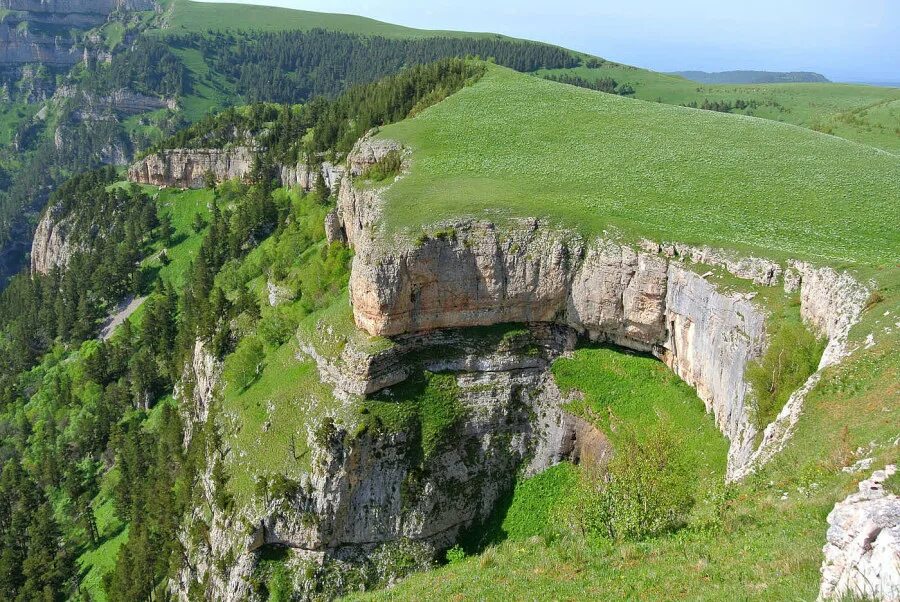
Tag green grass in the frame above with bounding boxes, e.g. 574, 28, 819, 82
222, 337, 339, 505
140, 185, 213, 288
76, 472, 129, 602
553, 346, 728, 507
539, 65, 900, 153
169, 45, 236, 122
162, 0, 504, 38
355, 328, 899, 601
378, 65, 899, 265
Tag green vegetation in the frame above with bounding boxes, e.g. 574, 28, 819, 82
360, 149, 403, 182
747, 321, 826, 429
163, 0, 502, 38
356, 328, 899, 600
362, 371, 464, 460
538, 64, 900, 152
572, 426, 695, 540
379, 65, 899, 265
553, 347, 728, 513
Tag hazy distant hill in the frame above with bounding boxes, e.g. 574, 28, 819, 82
671, 70, 831, 84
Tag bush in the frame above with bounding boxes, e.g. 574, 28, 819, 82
361, 150, 402, 182
225, 335, 265, 392
747, 321, 825, 429
569, 426, 694, 540
445, 544, 466, 564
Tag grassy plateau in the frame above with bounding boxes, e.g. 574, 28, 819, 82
379, 65, 899, 266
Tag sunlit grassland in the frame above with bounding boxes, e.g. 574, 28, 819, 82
538, 65, 900, 152
379, 66, 899, 265
553, 346, 728, 500
356, 320, 898, 600
162, 0, 505, 39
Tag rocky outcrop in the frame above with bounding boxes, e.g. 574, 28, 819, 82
54, 86, 176, 119
128, 147, 258, 188
30, 203, 81, 274
175, 339, 223, 446
731, 261, 870, 481
280, 161, 345, 192
0, 0, 157, 66
129, 148, 345, 191
818, 465, 900, 601
332, 135, 866, 479
273, 323, 605, 555
175, 323, 607, 600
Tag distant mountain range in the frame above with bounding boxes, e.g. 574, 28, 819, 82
671, 70, 831, 84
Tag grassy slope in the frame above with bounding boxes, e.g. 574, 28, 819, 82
379, 65, 899, 265
538, 65, 900, 153
357, 308, 899, 600
163, 0, 502, 39
352, 64, 900, 601
162, 2, 898, 152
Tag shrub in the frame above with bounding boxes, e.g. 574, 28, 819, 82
747, 321, 825, 429
225, 335, 265, 392
445, 544, 466, 564
361, 149, 402, 182
570, 426, 694, 540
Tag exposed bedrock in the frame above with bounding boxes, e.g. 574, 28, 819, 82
128, 147, 345, 191
30, 202, 84, 274
175, 326, 608, 601
127, 147, 259, 189
332, 135, 869, 479
818, 465, 900, 601
274, 324, 605, 553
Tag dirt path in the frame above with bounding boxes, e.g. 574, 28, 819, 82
99, 295, 147, 340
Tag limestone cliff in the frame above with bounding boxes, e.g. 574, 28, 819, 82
127, 147, 259, 189
332, 135, 868, 479
129, 148, 345, 191
818, 465, 900, 601
0, 0, 157, 66
175, 325, 608, 600
30, 203, 81, 274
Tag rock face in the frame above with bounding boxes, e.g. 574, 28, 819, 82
0, 0, 157, 66
129, 148, 346, 191
54, 86, 176, 119
819, 465, 900, 601
30, 203, 81, 274
175, 324, 607, 601
280, 160, 345, 192
731, 261, 870, 481
175, 339, 223, 446
332, 135, 867, 479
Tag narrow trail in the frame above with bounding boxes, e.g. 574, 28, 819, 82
99, 295, 147, 340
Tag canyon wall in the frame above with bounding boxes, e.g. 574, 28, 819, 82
30, 202, 81, 274
128, 147, 346, 192
0, 0, 157, 66
332, 135, 868, 478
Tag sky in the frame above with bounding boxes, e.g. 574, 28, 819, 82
200, 0, 900, 83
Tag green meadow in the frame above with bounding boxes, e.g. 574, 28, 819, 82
379, 65, 899, 265
539, 64, 900, 153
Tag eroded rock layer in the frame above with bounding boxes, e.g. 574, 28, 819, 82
332, 135, 868, 478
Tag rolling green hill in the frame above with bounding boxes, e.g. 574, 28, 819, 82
379, 65, 900, 265
160, 0, 504, 38
538, 64, 900, 153
672, 70, 830, 84
160, 1, 899, 153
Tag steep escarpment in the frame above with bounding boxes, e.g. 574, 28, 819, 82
0, 0, 156, 67
175, 321, 608, 601
30, 202, 81, 274
127, 147, 259, 189
331, 135, 869, 479
128, 147, 346, 191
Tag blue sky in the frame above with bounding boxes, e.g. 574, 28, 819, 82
202, 0, 899, 82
